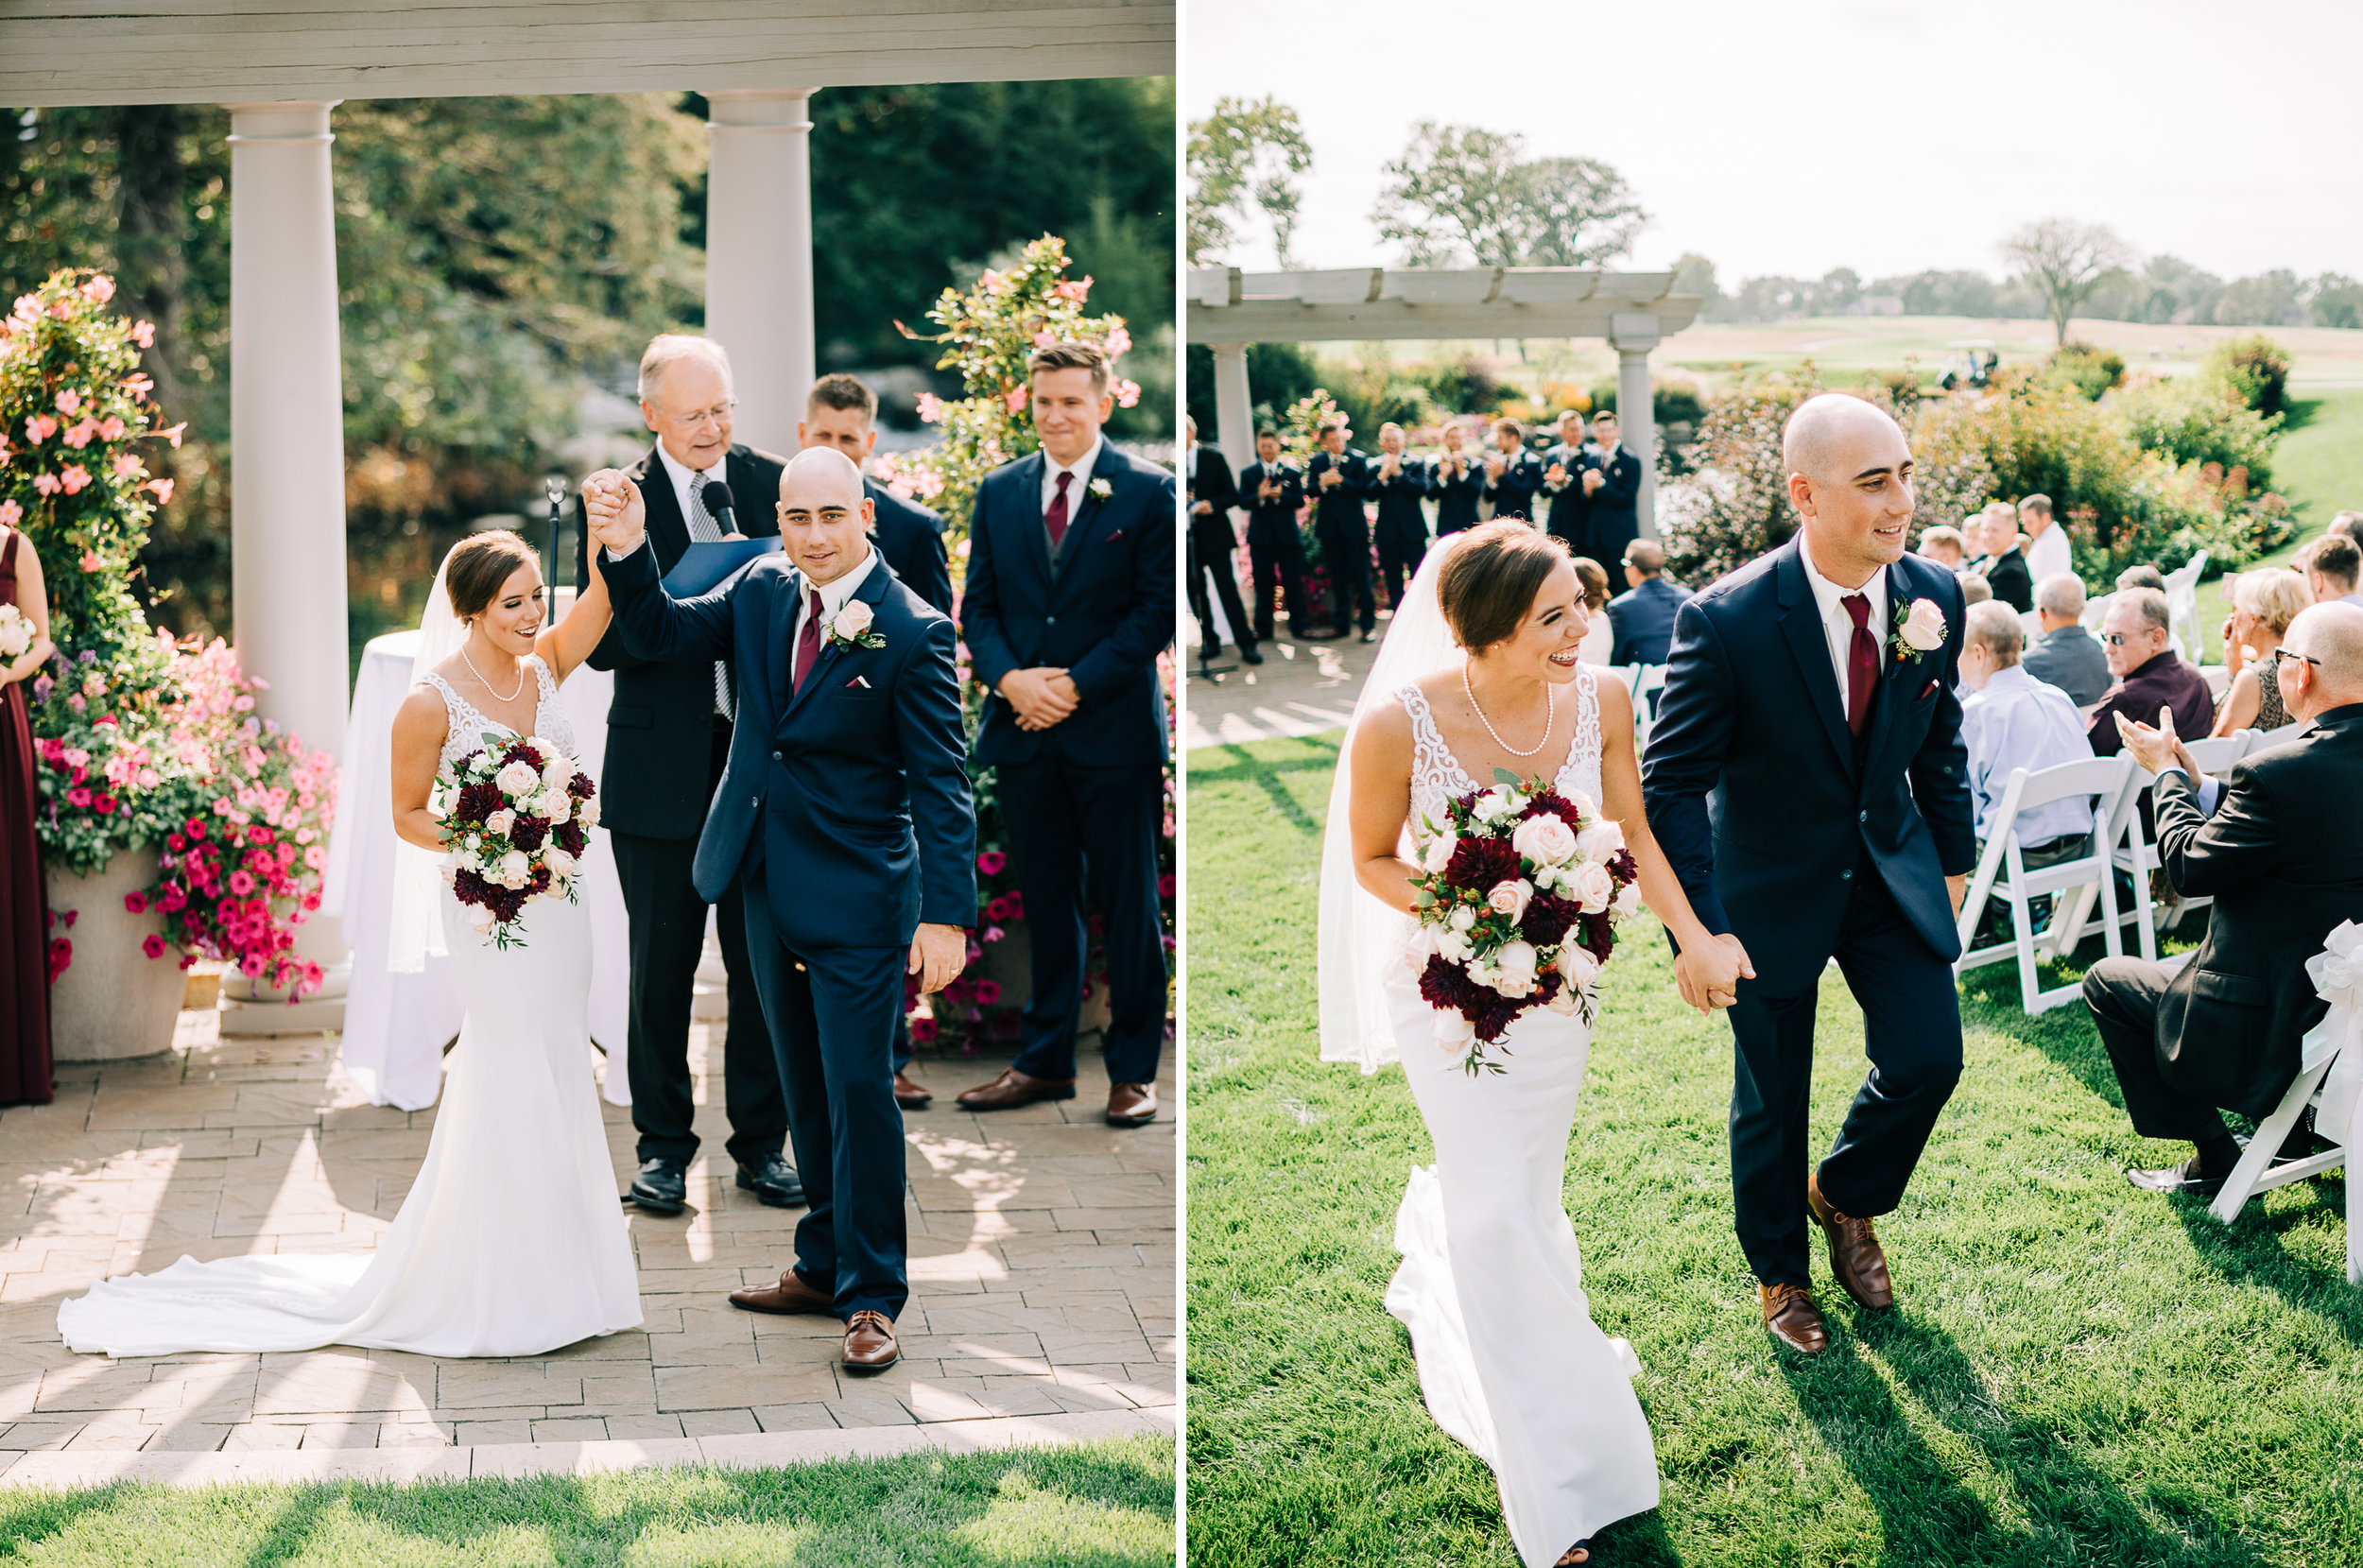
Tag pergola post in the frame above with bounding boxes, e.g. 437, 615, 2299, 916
1609, 313, 1663, 541
704, 89, 819, 456
225, 99, 351, 996
1209, 343, 1253, 477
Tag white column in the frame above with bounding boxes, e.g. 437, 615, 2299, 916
704, 89, 819, 456
226, 100, 350, 998
1610, 314, 1662, 541
1210, 343, 1253, 476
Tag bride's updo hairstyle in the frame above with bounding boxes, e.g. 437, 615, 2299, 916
444, 530, 542, 623
1436, 522, 1572, 653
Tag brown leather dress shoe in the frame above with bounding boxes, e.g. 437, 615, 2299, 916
1807, 1172, 1895, 1310
957, 1068, 1077, 1111
1106, 1082, 1159, 1127
1759, 1282, 1829, 1354
894, 1071, 933, 1110
842, 1309, 900, 1373
728, 1268, 834, 1316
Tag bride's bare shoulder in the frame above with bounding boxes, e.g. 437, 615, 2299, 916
392, 681, 451, 751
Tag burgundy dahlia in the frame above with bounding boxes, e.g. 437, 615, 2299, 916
1444, 836, 1519, 892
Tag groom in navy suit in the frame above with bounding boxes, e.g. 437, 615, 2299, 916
1644, 394, 1975, 1357
585, 448, 975, 1375
957, 340, 1177, 1127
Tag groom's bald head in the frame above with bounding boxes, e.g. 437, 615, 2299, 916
776, 447, 874, 586
1784, 393, 1905, 484
1783, 393, 1917, 584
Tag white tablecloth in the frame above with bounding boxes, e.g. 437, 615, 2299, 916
321, 629, 630, 1110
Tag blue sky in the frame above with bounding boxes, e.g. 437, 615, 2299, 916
1185, 0, 2361, 283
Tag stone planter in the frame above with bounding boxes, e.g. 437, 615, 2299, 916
43, 846, 183, 1061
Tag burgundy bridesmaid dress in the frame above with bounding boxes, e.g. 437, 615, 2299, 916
0, 528, 53, 1105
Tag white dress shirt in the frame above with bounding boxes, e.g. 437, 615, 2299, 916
789, 544, 881, 686
1042, 436, 1104, 517
1798, 539, 1889, 705
1959, 664, 2096, 844
2025, 521, 2072, 588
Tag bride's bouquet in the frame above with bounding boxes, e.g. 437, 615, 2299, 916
1406, 770, 1642, 1075
430, 732, 597, 950
0, 603, 32, 660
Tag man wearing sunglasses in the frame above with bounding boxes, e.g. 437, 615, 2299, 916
2081, 601, 2363, 1195
2086, 586, 2213, 757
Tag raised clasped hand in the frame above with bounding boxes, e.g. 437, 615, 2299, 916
1673, 932, 1755, 1015
580, 469, 646, 553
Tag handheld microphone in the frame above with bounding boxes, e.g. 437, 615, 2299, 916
700, 476, 738, 536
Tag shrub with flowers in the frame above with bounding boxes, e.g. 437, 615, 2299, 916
878, 235, 1142, 553
3, 269, 335, 996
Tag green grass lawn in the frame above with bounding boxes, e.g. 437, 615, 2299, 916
1183, 734, 2361, 1568
0, 1438, 1175, 1567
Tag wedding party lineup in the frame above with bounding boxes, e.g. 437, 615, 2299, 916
0, 1, 2360, 1564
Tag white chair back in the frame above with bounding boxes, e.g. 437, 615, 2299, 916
1955, 754, 2134, 1014
2162, 550, 2208, 655
2247, 719, 2305, 754
1630, 664, 1668, 752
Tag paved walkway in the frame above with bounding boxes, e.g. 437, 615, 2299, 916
1178, 622, 1383, 750
0, 1008, 1174, 1479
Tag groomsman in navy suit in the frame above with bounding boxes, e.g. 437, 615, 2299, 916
957, 341, 1177, 1127
1185, 417, 1259, 665
1307, 421, 1375, 642
585, 447, 976, 1375
1238, 429, 1309, 640
1540, 409, 1591, 549
1367, 422, 1432, 611
797, 372, 956, 1111
1430, 422, 1485, 537
1481, 417, 1544, 522
1580, 409, 1645, 563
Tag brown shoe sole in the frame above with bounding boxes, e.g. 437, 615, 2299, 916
958, 1083, 1078, 1111
1106, 1106, 1158, 1128
841, 1346, 901, 1375
728, 1286, 834, 1317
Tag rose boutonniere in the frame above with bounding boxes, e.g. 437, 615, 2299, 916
1087, 477, 1113, 504
824, 599, 886, 652
1890, 597, 1947, 663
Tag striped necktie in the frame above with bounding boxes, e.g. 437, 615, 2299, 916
684, 475, 733, 720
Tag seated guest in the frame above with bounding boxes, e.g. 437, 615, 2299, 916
1569, 556, 1613, 665
1916, 525, 1966, 572
2082, 602, 2363, 1194
2089, 586, 2214, 755
2211, 567, 2311, 735
2303, 531, 2363, 608
1958, 600, 2095, 854
1971, 504, 2033, 612
1605, 538, 1692, 667
2024, 572, 2111, 705
1959, 574, 1993, 606
2019, 492, 2071, 587
2329, 510, 2360, 543
2116, 563, 2166, 594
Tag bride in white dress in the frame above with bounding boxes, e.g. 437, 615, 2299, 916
59, 530, 642, 1359
1320, 523, 1754, 1566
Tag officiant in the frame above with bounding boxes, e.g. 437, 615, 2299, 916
573, 334, 802, 1217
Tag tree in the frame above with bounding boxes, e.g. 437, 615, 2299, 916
1371, 123, 1644, 269
1669, 252, 1720, 315
2307, 272, 2363, 330
1185, 95, 1313, 267
2000, 218, 2134, 345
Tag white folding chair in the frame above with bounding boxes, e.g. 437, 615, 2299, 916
1954, 755, 2132, 1013
1630, 664, 1668, 753
2207, 921, 2362, 1285
2113, 732, 2251, 947
2162, 551, 2209, 657
2247, 719, 2305, 755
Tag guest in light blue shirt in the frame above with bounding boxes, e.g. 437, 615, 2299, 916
1958, 600, 2095, 849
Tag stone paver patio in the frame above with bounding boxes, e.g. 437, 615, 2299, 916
0, 1005, 1174, 1476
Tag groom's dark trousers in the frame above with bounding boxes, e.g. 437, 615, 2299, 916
603, 538, 975, 1320
1644, 539, 1976, 1290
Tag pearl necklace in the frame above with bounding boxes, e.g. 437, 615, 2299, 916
462, 641, 526, 703
1462, 662, 1554, 758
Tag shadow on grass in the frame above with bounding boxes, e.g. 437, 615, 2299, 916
0, 1483, 139, 1555
1784, 1312, 2277, 1566
1187, 738, 1339, 839
2172, 1177, 2363, 1346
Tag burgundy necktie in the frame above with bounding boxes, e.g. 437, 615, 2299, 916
1841, 593, 1879, 736
1045, 470, 1074, 547
792, 586, 824, 697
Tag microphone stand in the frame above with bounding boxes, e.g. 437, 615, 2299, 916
544, 475, 568, 628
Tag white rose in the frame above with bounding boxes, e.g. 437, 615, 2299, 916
578, 796, 600, 828
832, 599, 876, 640
1450, 905, 1477, 932
544, 848, 577, 879
1510, 813, 1578, 867
1558, 943, 1601, 991
1545, 989, 1581, 1015
495, 760, 541, 798
1901, 597, 1947, 652
1486, 878, 1533, 924
1471, 790, 1510, 823
1569, 860, 1615, 914
485, 808, 515, 838
538, 793, 571, 825
1433, 1008, 1475, 1052
1437, 928, 1474, 963
1493, 939, 1539, 994
1563, 790, 1597, 820
1403, 924, 1436, 970
467, 905, 495, 934
1422, 832, 1458, 875
1575, 818, 1626, 864
1613, 880, 1642, 919
499, 849, 530, 887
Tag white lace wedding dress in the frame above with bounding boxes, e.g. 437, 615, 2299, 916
58, 655, 641, 1359
1379, 667, 1660, 1565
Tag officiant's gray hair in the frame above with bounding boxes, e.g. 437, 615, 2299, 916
638, 335, 733, 404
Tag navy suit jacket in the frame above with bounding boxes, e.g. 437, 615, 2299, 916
1238, 461, 1304, 543
603, 541, 976, 952
1584, 446, 1643, 540
865, 478, 955, 616
1641, 539, 1976, 991
1541, 442, 1589, 542
1366, 454, 1430, 543
1484, 449, 1544, 520
1431, 452, 1485, 533
1306, 449, 1370, 537
962, 442, 1177, 769
1606, 576, 1693, 667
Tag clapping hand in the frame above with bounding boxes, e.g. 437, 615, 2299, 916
1673, 932, 1755, 1014
581, 470, 647, 555
2114, 705, 2199, 782
1581, 468, 1605, 495
1545, 462, 1566, 489
1258, 476, 1281, 502
1319, 466, 1342, 490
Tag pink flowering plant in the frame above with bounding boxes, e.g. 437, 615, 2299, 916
880, 235, 1142, 557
